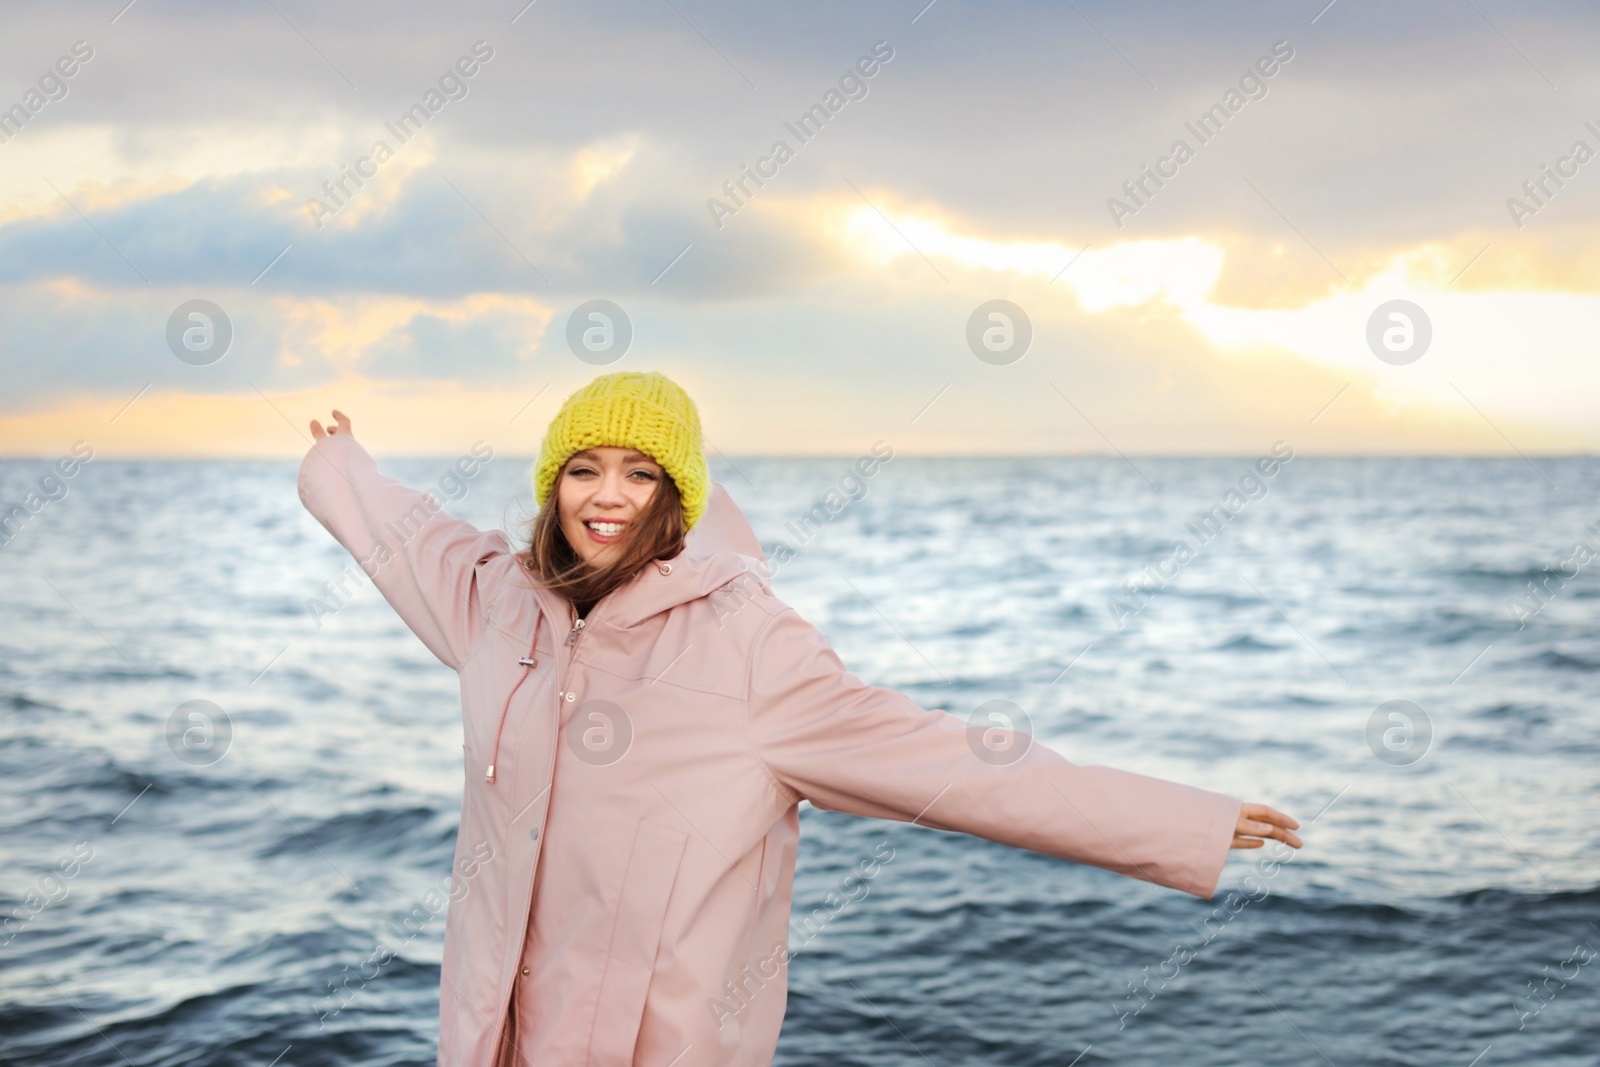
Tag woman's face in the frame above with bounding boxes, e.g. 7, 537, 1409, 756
557, 446, 663, 566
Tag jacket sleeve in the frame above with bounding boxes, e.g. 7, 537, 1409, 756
744, 606, 1242, 899
297, 433, 510, 672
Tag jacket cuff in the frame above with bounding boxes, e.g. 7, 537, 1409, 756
1181, 790, 1241, 899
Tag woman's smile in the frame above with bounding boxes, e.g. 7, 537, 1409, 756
582, 518, 627, 542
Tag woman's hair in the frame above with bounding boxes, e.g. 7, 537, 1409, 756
522, 457, 687, 617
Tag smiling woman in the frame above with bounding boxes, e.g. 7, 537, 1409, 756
297, 369, 1299, 1067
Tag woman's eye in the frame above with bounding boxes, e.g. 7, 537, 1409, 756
628, 470, 659, 481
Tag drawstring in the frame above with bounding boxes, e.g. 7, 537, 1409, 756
487, 611, 541, 784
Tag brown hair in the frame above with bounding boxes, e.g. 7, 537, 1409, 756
521, 456, 687, 618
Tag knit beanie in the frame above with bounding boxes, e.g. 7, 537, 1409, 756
531, 371, 711, 529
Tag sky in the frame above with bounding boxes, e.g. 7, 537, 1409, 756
1, 0, 1598, 458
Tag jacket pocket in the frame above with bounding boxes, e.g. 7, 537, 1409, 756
587, 819, 689, 1066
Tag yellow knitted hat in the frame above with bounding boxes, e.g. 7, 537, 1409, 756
532, 371, 711, 529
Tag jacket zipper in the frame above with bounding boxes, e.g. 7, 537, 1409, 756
488, 595, 591, 1060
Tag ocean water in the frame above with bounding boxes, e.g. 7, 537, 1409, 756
1, 451, 1597, 1066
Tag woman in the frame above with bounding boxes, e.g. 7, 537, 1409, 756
299, 370, 1301, 1067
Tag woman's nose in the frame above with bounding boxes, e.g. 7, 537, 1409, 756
593, 470, 627, 503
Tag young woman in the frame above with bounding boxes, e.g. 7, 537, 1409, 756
299, 370, 1301, 1067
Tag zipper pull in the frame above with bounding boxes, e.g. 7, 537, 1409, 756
566, 618, 585, 646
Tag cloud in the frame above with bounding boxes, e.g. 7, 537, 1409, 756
0, 277, 556, 414
3, 0, 1600, 454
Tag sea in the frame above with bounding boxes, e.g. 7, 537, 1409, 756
1, 452, 1597, 1066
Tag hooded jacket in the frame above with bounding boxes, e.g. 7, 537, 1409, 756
297, 432, 1242, 1067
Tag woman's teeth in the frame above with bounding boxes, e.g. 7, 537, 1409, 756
587, 521, 624, 536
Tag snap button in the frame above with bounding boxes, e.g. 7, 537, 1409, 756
564, 692, 575, 702
529, 826, 539, 840
521, 966, 530, 976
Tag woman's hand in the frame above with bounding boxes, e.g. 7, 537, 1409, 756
310, 409, 352, 441
1231, 803, 1302, 850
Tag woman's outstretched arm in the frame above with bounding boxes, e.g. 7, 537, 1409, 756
744, 605, 1299, 900
299, 410, 509, 671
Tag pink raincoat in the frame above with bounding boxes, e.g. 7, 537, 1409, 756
297, 432, 1242, 1067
